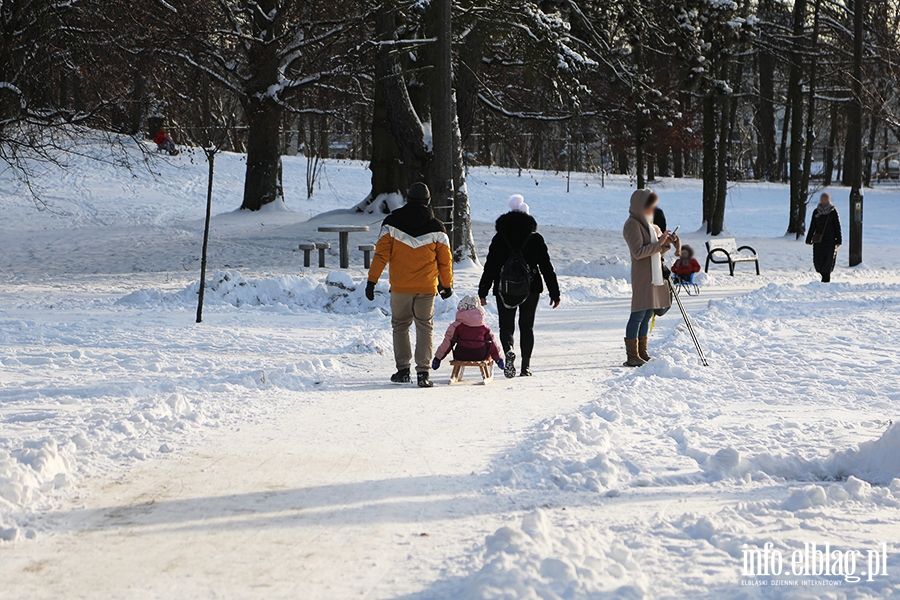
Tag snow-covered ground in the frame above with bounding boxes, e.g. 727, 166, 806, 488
1, 138, 899, 598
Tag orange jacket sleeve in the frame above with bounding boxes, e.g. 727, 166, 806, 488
368, 230, 392, 283
436, 239, 453, 289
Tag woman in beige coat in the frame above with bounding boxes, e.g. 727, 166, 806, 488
622, 189, 679, 367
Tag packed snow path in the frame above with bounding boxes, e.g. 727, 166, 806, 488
0, 295, 640, 597
3, 282, 900, 598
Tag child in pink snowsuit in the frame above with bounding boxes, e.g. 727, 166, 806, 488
432, 295, 505, 370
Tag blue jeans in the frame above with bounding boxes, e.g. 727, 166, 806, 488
626, 309, 654, 339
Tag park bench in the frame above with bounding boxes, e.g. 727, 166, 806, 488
705, 238, 760, 276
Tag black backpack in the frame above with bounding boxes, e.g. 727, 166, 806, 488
498, 234, 534, 309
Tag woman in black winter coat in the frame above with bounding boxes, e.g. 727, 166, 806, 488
805, 192, 842, 282
478, 195, 560, 378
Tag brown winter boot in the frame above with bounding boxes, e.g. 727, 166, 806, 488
638, 337, 652, 362
624, 338, 646, 367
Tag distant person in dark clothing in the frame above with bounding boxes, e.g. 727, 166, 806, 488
806, 192, 842, 283
478, 195, 560, 378
654, 206, 667, 233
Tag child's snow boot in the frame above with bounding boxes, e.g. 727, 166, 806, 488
391, 368, 411, 383
624, 338, 646, 367
417, 371, 434, 388
638, 337, 652, 362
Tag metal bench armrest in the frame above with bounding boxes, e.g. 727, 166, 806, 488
736, 245, 758, 256
707, 248, 732, 262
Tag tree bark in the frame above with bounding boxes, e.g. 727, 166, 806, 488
241, 97, 284, 210
864, 114, 877, 187
824, 101, 838, 186
658, 145, 670, 177
798, 0, 821, 237
702, 93, 717, 230
240, 0, 285, 211
673, 146, 684, 178
786, 0, 807, 235
430, 0, 454, 227
368, 72, 408, 204
712, 92, 730, 236
756, 0, 777, 180
451, 95, 476, 262
777, 102, 791, 182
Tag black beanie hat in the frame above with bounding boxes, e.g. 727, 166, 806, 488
407, 182, 431, 205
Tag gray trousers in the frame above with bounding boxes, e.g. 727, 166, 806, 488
390, 293, 435, 373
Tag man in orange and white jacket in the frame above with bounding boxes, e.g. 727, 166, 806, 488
365, 182, 453, 388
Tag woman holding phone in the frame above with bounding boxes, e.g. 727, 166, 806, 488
622, 189, 680, 367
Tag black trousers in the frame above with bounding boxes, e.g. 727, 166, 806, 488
497, 293, 540, 367
813, 244, 838, 282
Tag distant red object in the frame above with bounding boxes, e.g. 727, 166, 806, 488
672, 257, 701, 277
153, 129, 167, 145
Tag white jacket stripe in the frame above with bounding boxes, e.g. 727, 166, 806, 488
379, 225, 450, 249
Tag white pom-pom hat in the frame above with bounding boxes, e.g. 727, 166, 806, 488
508, 194, 530, 215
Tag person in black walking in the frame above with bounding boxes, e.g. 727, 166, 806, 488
806, 192, 842, 283
478, 195, 560, 378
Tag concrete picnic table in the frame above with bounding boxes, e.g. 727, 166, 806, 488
317, 225, 371, 269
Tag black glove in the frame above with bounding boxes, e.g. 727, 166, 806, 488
365, 281, 376, 301
439, 286, 453, 300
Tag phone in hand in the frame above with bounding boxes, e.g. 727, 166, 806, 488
671, 225, 680, 236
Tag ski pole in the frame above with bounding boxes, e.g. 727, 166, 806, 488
668, 279, 709, 366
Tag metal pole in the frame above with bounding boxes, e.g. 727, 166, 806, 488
849, 0, 864, 267
668, 280, 709, 366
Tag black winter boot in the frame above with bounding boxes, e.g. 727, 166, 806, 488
391, 368, 411, 383
417, 371, 434, 388
504, 351, 517, 379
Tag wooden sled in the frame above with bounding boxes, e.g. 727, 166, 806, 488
449, 360, 493, 385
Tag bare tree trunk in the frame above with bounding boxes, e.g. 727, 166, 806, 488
864, 114, 877, 187
702, 94, 717, 230
673, 146, 684, 178
756, 0, 778, 180
658, 146, 670, 177
824, 102, 838, 186
798, 0, 821, 237
241, 98, 283, 210
786, 0, 807, 235
778, 102, 791, 182
430, 0, 453, 227
240, 0, 284, 211
451, 97, 476, 262
712, 92, 730, 236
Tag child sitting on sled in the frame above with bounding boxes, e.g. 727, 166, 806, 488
432, 295, 505, 371
671, 245, 701, 283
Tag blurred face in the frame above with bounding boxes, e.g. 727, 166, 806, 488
680, 249, 690, 259
820, 193, 830, 205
